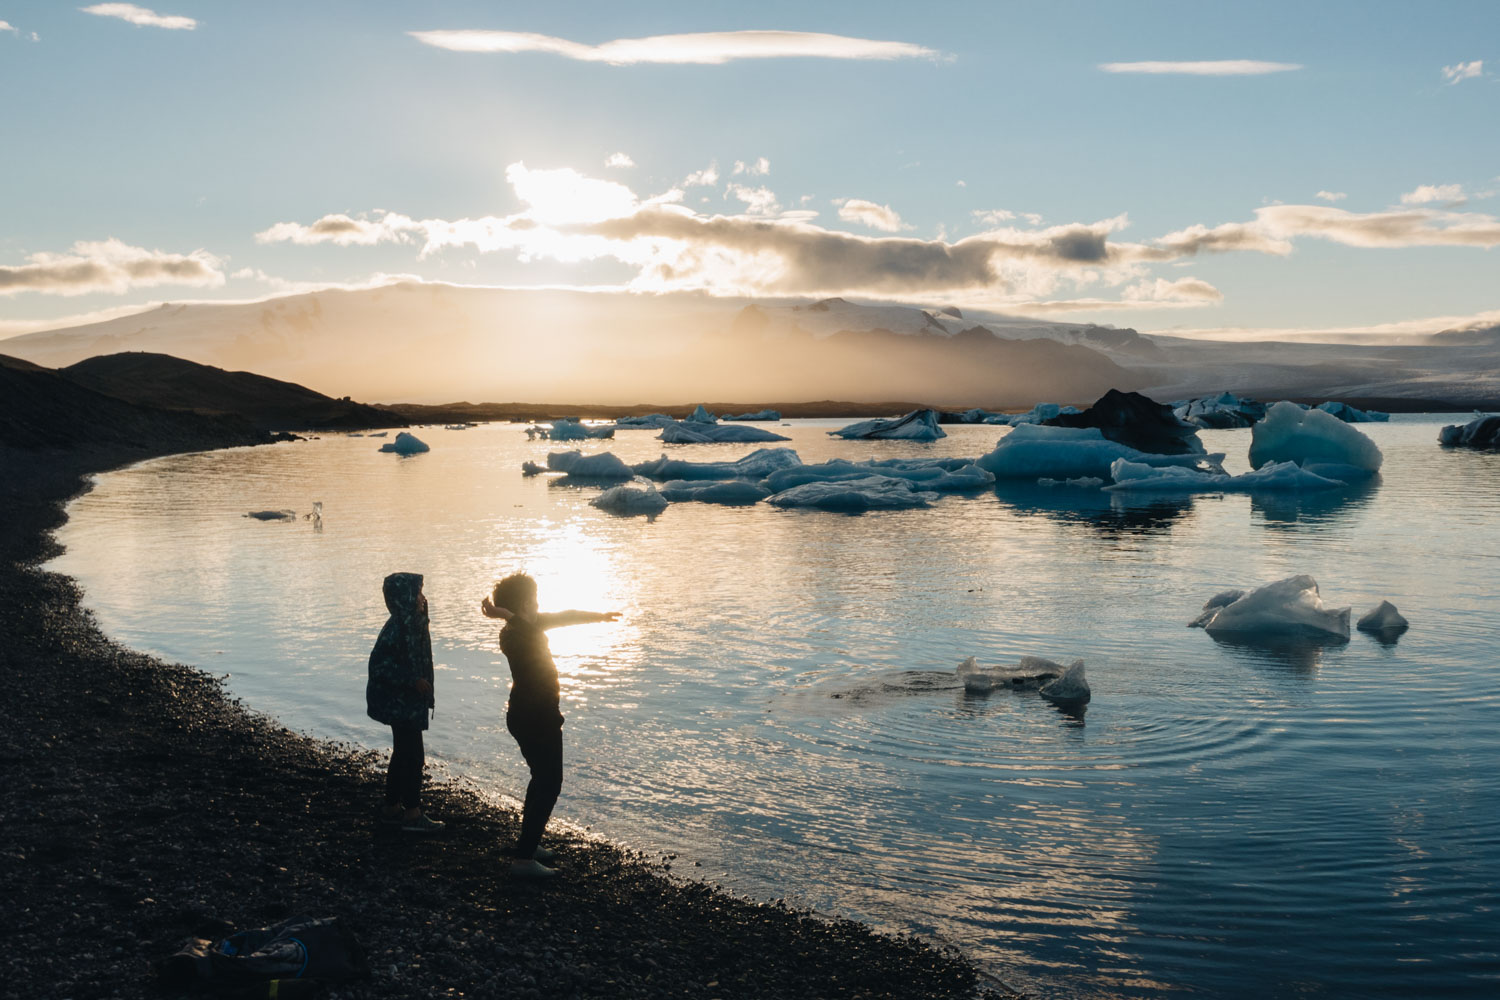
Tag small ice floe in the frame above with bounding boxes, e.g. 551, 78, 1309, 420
615, 413, 677, 429
829, 409, 946, 441
1357, 600, 1409, 633
993, 402, 1082, 426
543, 450, 634, 479
546, 418, 615, 441
521, 461, 545, 477
685, 404, 717, 424
302, 501, 323, 521
346, 432, 365, 437
767, 475, 938, 511
589, 484, 668, 516
977, 424, 1224, 482
659, 421, 790, 443
379, 432, 429, 455
956, 655, 1091, 706
367, 431, 388, 437
763, 458, 992, 493
722, 409, 781, 422
245, 509, 297, 521
1189, 575, 1350, 641
658, 480, 771, 505
633, 448, 802, 481
1316, 401, 1389, 423
1438, 414, 1500, 450
1173, 392, 1266, 429
1248, 401, 1382, 479
1103, 458, 1346, 493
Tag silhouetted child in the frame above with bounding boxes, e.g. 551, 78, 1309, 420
366, 572, 443, 833
482, 572, 618, 878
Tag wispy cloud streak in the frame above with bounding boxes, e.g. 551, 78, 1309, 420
1099, 60, 1300, 75
0, 239, 223, 296
408, 29, 937, 64
80, 4, 197, 30
1441, 60, 1484, 85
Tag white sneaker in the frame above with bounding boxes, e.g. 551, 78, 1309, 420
532, 846, 557, 863
510, 858, 557, 879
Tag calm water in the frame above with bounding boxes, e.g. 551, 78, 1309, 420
50, 417, 1500, 998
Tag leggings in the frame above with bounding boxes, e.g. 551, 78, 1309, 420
507, 712, 563, 858
385, 724, 424, 811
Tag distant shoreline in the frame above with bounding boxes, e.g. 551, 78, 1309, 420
0, 436, 1015, 1000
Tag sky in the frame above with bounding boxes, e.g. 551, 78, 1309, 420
1, 0, 1497, 339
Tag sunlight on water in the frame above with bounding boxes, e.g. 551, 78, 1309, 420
50, 416, 1500, 999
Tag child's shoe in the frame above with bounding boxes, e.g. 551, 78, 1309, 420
401, 812, 445, 834
532, 845, 557, 863
510, 858, 557, 879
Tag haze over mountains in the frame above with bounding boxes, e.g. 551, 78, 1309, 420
3, 283, 1496, 408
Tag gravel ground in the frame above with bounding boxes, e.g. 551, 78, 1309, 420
0, 442, 1022, 1000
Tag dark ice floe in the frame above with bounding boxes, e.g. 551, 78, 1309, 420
378, 431, 429, 455
658, 480, 771, 505
1174, 392, 1267, 429
1315, 401, 1388, 423
1248, 401, 1382, 479
1438, 413, 1500, 450
1189, 575, 1351, 641
830, 409, 946, 441
1357, 600, 1409, 632
245, 509, 297, 521
766, 475, 938, 511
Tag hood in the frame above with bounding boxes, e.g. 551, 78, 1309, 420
382, 572, 424, 616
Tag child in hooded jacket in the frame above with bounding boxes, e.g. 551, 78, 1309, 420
367, 572, 443, 833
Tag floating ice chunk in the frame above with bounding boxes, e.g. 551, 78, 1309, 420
1357, 600, 1409, 632
996, 402, 1082, 426
767, 475, 938, 511
685, 404, 717, 424
615, 413, 678, 429
521, 461, 545, 476
1438, 414, 1500, 450
1188, 589, 1246, 628
589, 484, 668, 515
379, 432, 429, 455
1316, 401, 1389, 423
1174, 392, 1267, 429
658, 480, 771, 504
659, 422, 791, 443
762, 459, 992, 493
1192, 575, 1350, 641
543, 450, 633, 479
545, 418, 615, 441
1046, 389, 1205, 456
1039, 660, 1091, 707
245, 509, 296, 521
722, 409, 781, 421
1104, 458, 1345, 493
633, 448, 802, 481
368, 431, 388, 437
956, 655, 1071, 694
1249, 401, 1382, 477
829, 409, 946, 441
949, 407, 1000, 424
304, 501, 323, 521
976, 424, 1223, 481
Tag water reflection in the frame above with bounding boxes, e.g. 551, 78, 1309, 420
990, 482, 1194, 535
1250, 476, 1380, 527
1207, 631, 1344, 672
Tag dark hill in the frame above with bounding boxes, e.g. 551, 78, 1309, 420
61, 352, 404, 431
0, 354, 269, 454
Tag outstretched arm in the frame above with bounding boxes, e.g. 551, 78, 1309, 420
480, 597, 514, 621
536, 609, 621, 630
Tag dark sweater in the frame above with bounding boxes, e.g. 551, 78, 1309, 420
499, 617, 562, 725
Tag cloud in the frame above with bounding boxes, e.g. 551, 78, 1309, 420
408, 29, 938, 65
683, 163, 719, 187
1099, 60, 1301, 75
0, 239, 223, 297
0, 21, 14, 33
1316, 190, 1347, 202
733, 157, 771, 176
604, 152, 634, 168
256, 212, 416, 247
80, 4, 197, 30
973, 208, 1042, 226
1441, 60, 1484, 85
1152, 221, 1294, 257
725, 184, 781, 216
835, 199, 909, 232
1256, 204, 1500, 248
1399, 183, 1465, 206
1121, 276, 1223, 303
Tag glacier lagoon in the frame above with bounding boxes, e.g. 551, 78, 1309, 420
50, 416, 1500, 999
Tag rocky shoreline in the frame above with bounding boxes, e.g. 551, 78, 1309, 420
0, 441, 1020, 1000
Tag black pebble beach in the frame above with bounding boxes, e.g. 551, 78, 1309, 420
0, 439, 1019, 1000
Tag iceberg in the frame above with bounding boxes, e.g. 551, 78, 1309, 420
767, 475, 938, 511
658, 480, 771, 505
829, 409, 946, 441
1104, 458, 1346, 493
1045, 389, 1206, 456
544, 450, 634, 479
521, 460, 545, 477
589, 484, 668, 516
1174, 392, 1267, 429
615, 413, 677, 429
658, 422, 791, 443
685, 404, 717, 424
1039, 660, 1091, 707
1249, 401, 1382, 478
976, 424, 1224, 481
1316, 401, 1389, 423
1190, 575, 1350, 641
956, 655, 1087, 705
379, 432, 429, 455
762, 459, 993, 493
995, 402, 1081, 426
632, 448, 802, 481
722, 409, 781, 421
1356, 600, 1409, 632
1438, 414, 1500, 450
545, 418, 615, 441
